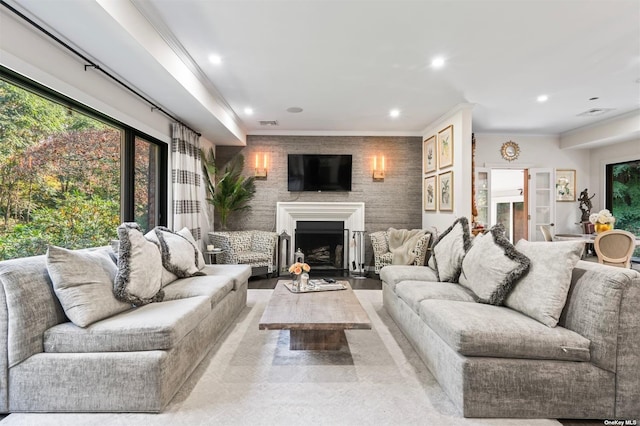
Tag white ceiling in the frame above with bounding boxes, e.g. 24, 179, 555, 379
7, 0, 640, 145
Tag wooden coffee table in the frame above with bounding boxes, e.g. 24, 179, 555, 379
258, 280, 371, 350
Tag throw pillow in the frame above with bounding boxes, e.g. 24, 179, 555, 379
46, 246, 131, 327
144, 229, 179, 287
458, 224, 531, 305
146, 226, 204, 278
114, 222, 164, 305
504, 239, 584, 327
429, 217, 472, 282
176, 227, 206, 270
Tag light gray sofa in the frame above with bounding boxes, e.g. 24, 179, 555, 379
381, 261, 640, 418
0, 250, 250, 413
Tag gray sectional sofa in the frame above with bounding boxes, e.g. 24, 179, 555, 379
381, 261, 640, 418
0, 249, 250, 413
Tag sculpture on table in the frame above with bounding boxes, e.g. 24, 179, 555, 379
578, 188, 595, 223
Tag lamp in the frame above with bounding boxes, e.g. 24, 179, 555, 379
373, 155, 385, 181
254, 152, 268, 179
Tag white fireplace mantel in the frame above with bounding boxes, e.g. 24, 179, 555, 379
276, 202, 365, 266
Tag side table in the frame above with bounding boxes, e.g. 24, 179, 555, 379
204, 250, 224, 265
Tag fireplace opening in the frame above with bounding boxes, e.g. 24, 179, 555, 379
295, 221, 347, 276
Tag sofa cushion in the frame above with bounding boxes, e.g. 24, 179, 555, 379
458, 224, 530, 305
428, 217, 472, 282
44, 296, 210, 353
418, 299, 591, 362
200, 264, 252, 291
46, 246, 132, 327
504, 239, 584, 327
163, 274, 234, 308
380, 265, 439, 292
395, 280, 476, 313
236, 251, 271, 265
114, 222, 164, 306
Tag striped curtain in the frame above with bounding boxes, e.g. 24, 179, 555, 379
171, 123, 204, 243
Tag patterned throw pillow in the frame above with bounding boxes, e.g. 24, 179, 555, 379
458, 224, 531, 305
429, 217, 472, 282
146, 226, 204, 281
46, 246, 132, 327
504, 239, 584, 327
114, 223, 164, 305
176, 227, 206, 270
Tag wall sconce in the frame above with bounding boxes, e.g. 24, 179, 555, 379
373, 155, 385, 181
254, 152, 268, 179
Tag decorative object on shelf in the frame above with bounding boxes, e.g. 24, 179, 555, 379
578, 188, 595, 222
424, 176, 437, 211
288, 262, 311, 292
423, 135, 437, 173
277, 231, 291, 276
589, 209, 616, 234
254, 152, 268, 179
500, 140, 520, 162
438, 170, 454, 211
555, 169, 576, 201
438, 125, 454, 168
372, 154, 385, 180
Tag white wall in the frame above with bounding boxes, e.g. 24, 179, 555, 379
474, 133, 591, 234
421, 104, 474, 234
588, 138, 640, 211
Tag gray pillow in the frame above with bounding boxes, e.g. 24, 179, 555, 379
504, 239, 584, 327
114, 223, 164, 305
46, 246, 131, 327
459, 224, 531, 305
430, 217, 472, 282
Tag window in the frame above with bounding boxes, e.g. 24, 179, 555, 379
0, 69, 167, 260
606, 159, 640, 256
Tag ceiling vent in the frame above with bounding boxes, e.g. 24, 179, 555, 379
259, 120, 279, 126
577, 108, 615, 117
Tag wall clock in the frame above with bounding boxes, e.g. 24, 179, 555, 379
500, 141, 520, 162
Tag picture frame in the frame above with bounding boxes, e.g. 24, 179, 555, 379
555, 169, 576, 201
424, 176, 437, 211
438, 170, 454, 211
438, 125, 453, 169
423, 135, 437, 173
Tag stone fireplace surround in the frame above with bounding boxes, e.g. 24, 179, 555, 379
276, 202, 365, 271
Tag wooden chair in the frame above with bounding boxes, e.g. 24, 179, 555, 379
594, 230, 636, 268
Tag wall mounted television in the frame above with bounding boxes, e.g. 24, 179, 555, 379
288, 154, 352, 192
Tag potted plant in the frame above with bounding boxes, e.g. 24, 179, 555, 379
201, 149, 255, 230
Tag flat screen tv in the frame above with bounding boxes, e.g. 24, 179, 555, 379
288, 154, 352, 192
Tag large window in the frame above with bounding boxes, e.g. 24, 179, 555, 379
606, 159, 640, 257
0, 70, 167, 260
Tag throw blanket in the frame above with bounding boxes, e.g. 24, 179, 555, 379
388, 228, 427, 265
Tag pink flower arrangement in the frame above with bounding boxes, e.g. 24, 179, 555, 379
288, 262, 310, 275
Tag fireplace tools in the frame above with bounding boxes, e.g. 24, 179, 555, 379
351, 230, 366, 279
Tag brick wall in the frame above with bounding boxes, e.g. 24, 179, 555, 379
214, 134, 422, 270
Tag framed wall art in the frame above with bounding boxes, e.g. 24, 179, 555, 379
438, 170, 454, 211
438, 125, 453, 169
424, 176, 437, 211
423, 135, 437, 173
555, 169, 576, 202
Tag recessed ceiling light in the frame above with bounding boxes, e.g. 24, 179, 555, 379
431, 56, 445, 68
589, 97, 599, 101
244, 107, 253, 115
389, 109, 400, 118
208, 54, 222, 65
286, 107, 303, 113
537, 94, 549, 103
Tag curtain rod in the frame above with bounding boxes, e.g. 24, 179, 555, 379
1, 0, 202, 137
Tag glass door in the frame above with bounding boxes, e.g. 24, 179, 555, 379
529, 168, 555, 241
475, 167, 490, 229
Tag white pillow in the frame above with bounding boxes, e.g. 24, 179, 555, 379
46, 246, 131, 327
114, 223, 164, 305
504, 239, 584, 327
429, 217, 472, 282
146, 226, 203, 279
459, 224, 531, 305
176, 227, 206, 270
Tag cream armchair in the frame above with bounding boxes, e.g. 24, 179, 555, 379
369, 229, 432, 274
208, 231, 278, 276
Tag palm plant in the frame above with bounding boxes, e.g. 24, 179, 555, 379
201, 150, 255, 230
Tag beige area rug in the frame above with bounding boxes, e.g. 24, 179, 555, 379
1, 290, 560, 426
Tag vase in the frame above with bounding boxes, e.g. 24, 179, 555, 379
291, 274, 301, 291
594, 223, 613, 234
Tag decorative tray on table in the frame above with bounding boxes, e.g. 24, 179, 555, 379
284, 280, 348, 293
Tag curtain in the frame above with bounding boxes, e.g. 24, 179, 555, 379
171, 123, 206, 243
